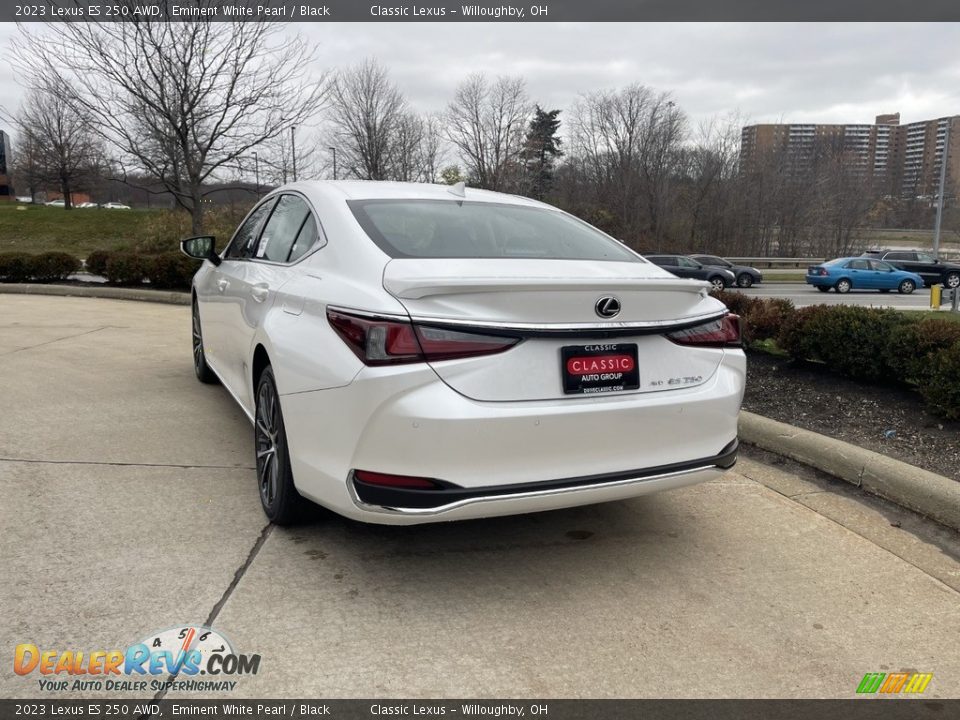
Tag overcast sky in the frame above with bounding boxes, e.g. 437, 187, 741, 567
2, 22, 960, 134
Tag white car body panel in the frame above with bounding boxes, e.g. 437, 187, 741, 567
190, 180, 745, 524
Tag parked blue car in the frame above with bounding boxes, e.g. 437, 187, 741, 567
806, 257, 925, 294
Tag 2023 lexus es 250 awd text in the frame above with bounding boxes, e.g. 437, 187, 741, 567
181, 181, 745, 525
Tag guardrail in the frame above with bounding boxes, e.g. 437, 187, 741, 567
729, 253, 960, 269
728, 257, 823, 269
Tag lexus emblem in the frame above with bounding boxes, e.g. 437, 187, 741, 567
595, 296, 621, 318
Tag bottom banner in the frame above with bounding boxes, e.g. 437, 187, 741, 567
2, 699, 958, 720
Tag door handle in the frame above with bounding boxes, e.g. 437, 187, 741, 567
217, 279, 229, 292
251, 284, 269, 303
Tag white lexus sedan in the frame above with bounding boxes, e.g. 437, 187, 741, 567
182, 181, 745, 525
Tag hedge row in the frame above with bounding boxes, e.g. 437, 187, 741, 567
0, 250, 200, 289
0, 252, 82, 282
713, 289, 960, 420
86, 250, 200, 289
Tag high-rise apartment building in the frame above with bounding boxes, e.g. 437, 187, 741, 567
740, 113, 960, 199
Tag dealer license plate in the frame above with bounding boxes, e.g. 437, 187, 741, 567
561, 344, 640, 395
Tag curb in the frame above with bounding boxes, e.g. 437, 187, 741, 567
739, 411, 960, 531
0, 283, 190, 306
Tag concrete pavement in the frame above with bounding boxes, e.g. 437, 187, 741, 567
2, 295, 959, 699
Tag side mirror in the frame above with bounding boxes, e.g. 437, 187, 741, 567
180, 236, 221, 266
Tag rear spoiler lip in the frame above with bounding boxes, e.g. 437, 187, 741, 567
382, 274, 711, 299
327, 305, 729, 339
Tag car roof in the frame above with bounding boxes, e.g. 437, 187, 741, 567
287, 180, 553, 209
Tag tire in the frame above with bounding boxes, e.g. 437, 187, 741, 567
835, 278, 852, 294
944, 272, 960, 290
254, 366, 305, 525
736, 273, 754, 288
816, 286, 830, 293
709, 276, 726, 292
192, 300, 218, 384
898, 279, 916, 295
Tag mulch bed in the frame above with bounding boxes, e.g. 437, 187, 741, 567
742, 351, 960, 482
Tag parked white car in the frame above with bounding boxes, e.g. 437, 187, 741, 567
44, 199, 66, 207
101, 202, 131, 209
182, 181, 745, 525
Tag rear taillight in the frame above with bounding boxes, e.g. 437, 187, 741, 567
666, 315, 741, 348
354, 470, 441, 489
327, 309, 519, 366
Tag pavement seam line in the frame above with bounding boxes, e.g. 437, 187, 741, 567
148, 522, 275, 707
0, 325, 110, 356
0, 457, 255, 470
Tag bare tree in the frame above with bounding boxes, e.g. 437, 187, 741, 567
445, 74, 530, 191
11, 82, 102, 208
417, 113, 446, 184
569, 83, 686, 248
328, 59, 407, 181
14, 10, 328, 232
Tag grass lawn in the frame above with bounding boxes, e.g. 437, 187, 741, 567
0, 203, 169, 258
904, 309, 960, 322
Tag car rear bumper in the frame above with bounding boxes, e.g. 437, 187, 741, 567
280, 350, 745, 524
349, 439, 737, 518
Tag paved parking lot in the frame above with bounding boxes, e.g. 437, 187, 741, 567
2, 294, 959, 699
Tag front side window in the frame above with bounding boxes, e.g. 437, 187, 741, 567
677, 257, 700, 268
916, 253, 936, 263
349, 200, 640, 262
225, 199, 277, 260
884, 252, 911, 261
870, 260, 895, 272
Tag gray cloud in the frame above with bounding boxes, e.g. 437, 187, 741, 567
2, 21, 959, 138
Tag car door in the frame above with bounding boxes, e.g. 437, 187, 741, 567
220, 193, 316, 412
868, 259, 897, 288
201, 197, 277, 388
845, 259, 872, 288
674, 256, 705, 280
912, 252, 943, 286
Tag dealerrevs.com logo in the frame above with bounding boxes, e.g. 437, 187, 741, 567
14, 625, 260, 693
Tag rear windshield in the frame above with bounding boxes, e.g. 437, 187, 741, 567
348, 199, 640, 262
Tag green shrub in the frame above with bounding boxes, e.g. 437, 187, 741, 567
747, 297, 796, 342
145, 253, 199, 289
0, 252, 36, 282
799, 306, 908, 381
103, 253, 148, 285
776, 304, 831, 359
711, 288, 758, 319
918, 340, 960, 420
84, 249, 112, 277
28, 252, 81, 282
886, 318, 960, 384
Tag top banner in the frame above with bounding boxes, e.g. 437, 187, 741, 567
9, 0, 960, 22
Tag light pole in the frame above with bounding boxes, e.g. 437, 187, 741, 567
253, 151, 260, 198
933, 121, 951, 261
291, 126, 298, 183
328, 146, 337, 180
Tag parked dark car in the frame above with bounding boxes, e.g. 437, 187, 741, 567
861, 249, 960, 289
643, 254, 736, 291
690, 254, 763, 288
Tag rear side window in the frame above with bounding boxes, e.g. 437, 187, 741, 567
288, 214, 323, 263
649, 256, 676, 266
256, 195, 311, 263
349, 200, 639, 262
847, 259, 870, 270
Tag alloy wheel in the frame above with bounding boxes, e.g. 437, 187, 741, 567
946, 273, 960, 289
711, 278, 726, 292
192, 303, 204, 373
255, 379, 281, 509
